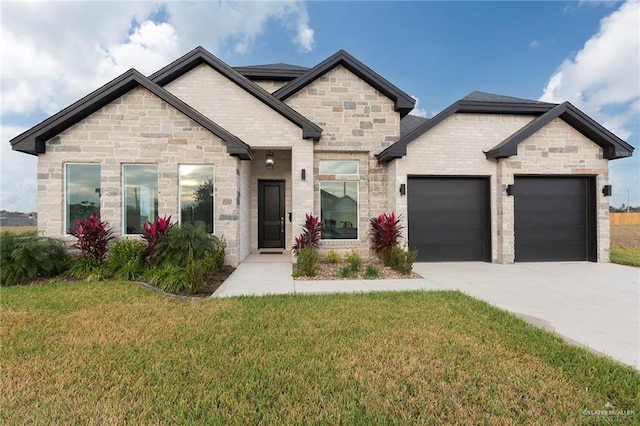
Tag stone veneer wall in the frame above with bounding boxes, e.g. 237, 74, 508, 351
284, 65, 400, 257
37, 86, 244, 266
395, 113, 536, 262
394, 113, 610, 263
252, 80, 289, 93
499, 117, 610, 262
163, 64, 303, 148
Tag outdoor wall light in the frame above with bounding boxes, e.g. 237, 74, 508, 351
301, 169, 306, 181
602, 185, 612, 197
265, 151, 275, 169
506, 184, 514, 196
399, 183, 406, 196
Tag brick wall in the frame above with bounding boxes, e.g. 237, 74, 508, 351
285, 65, 399, 257
164, 64, 303, 148
37, 86, 244, 265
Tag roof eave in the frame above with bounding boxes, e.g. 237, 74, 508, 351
150, 46, 322, 140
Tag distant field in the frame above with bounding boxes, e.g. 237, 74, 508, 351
610, 224, 640, 249
0, 226, 37, 235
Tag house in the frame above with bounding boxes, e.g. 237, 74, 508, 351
10, 46, 634, 266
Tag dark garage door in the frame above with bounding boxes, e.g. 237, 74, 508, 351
408, 177, 490, 262
513, 176, 596, 262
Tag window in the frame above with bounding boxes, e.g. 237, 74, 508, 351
320, 181, 358, 240
65, 164, 100, 232
319, 160, 358, 175
179, 165, 214, 233
123, 165, 158, 234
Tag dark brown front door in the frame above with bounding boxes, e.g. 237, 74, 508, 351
258, 180, 285, 249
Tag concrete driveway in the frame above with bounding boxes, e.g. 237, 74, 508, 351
413, 262, 640, 369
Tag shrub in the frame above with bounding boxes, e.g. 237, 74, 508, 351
69, 213, 114, 264
325, 250, 341, 264
340, 266, 352, 279
146, 264, 186, 294
183, 251, 221, 294
364, 265, 379, 280
296, 247, 319, 277
67, 257, 108, 281
0, 232, 70, 286
107, 239, 146, 280
141, 215, 174, 261
154, 223, 221, 267
345, 250, 361, 273
292, 214, 323, 256
370, 212, 403, 256
383, 245, 418, 275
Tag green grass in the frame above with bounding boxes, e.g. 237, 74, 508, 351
2, 281, 638, 424
611, 247, 640, 267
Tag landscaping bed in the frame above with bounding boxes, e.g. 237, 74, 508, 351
295, 260, 420, 280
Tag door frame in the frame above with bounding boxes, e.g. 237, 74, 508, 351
258, 179, 286, 249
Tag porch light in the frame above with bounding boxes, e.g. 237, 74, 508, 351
602, 185, 612, 197
399, 183, 406, 196
265, 151, 275, 169
301, 169, 306, 181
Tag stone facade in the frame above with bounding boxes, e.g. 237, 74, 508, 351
37, 86, 244, 265
285, 65, 399, 256
26, 49, 622, 267
394, 114, 610, 263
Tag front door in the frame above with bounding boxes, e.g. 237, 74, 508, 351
258, 180, 285, 249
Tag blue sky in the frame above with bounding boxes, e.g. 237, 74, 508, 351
1, 1, 638, 212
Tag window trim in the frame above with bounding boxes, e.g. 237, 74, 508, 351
178, 164, 215, 234
319, 180, 359, 241
122, 163, 159, 236
64, 163, 101, 236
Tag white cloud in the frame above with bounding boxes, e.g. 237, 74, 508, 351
410, 96, 428, 118
540, 1, 639, 206
0, 1, 315, 116
539, 1, 639, 135
1, 126, 37, 212
529, 40, 540, 49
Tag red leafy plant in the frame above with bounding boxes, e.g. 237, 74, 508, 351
142, 214, 174, 261
293, 213, 323, 256
69, 213, 114, 264
370, 212, 404, 255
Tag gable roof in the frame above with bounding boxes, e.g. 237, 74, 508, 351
273, 49, 416, 118
149, 47, 322, 139
10, 69, 253, 159
376, 91, 633, 163
485, 102, 634, 159
233, 63, 309, 80
400, 115, 429, 138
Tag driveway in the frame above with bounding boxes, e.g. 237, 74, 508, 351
413, 262, 640, 369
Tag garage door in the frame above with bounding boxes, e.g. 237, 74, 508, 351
407, 177, 490, 262
513, 176, 596, 262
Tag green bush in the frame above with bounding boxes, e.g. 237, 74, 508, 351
154, 223, 221, 267
345, 250, 361, 273
296, 247, 319, 277
107, 239, 146, 280
183, 251, 222, 294
364, 265, 379, 280
383, 246, 417, 275
67, 257, 109, 281
340, 266, 352, 279
146, 264, 186, 294
0, 232, 70, 286
325, 250, 341, 264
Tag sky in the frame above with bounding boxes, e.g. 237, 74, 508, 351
1, 0, 638, 212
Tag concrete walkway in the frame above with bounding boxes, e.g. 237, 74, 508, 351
213, 258, 639, 369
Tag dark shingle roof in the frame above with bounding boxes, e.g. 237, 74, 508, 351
400, 115, 429, 137
462, 91, 555, 105
234, 63, 310, 80
376, 91, 633, 163
273, 50, 416, 117
149, 46, 322, 139
10, 69, 253, 159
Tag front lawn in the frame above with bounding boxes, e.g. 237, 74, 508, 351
2, 282, 638, 424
